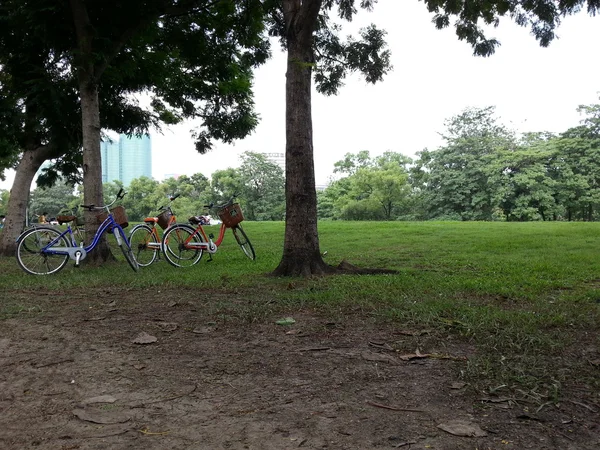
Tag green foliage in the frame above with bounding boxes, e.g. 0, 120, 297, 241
321, 150, 412, 220
238, 152, 285, 220
29, 181, 78, 220
413, 103, 600, 222
266, 0, 392, 95
418, 107, 517, 221
0, 189, 9, 216
422, 0, 600, 56
99, 152, 285, 222
320, 102, 600, 223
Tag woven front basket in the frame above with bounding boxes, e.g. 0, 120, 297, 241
156, 210, 172, 230
218, 203, 244, 228
97, 205, 129, 229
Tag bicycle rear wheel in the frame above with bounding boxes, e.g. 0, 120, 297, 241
129, 224, 158, 267
114, 227, 139, 272
16, 227, 70, 275
161, 224, 204, 268
232, 224, 255, 260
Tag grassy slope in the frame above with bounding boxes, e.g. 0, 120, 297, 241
1, 221, 599, 395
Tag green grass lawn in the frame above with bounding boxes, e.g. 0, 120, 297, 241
1, 220, 599, 395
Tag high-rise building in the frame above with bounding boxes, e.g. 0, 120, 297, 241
101, 134, 152, 186
119, 134, 152, 186
100, 139, 120, 184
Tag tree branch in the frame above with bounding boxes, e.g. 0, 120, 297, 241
94, 0, 221, 81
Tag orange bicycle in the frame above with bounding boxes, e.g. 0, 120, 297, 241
160, 195, 255, 268
128, 194, 180, 267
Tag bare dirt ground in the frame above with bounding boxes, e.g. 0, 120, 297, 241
1, 287, 599, 450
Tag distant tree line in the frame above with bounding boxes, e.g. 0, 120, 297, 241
3, 102, 599, 224
0, 152, 284, 224
319, 103, 600, 222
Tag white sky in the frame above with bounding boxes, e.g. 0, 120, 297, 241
1, 1, 599, 190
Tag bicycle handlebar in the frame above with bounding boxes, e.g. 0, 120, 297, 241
81, 189, 127, 211
157, 193, 180, 212
204, 194, 238, 211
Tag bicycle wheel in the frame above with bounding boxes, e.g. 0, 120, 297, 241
114, 227, 139, 272
232, 224, 255, 260
129, 224, 158, 267
161, 224, 204, 268
16, 227, 70, 275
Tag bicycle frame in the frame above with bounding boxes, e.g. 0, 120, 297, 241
143, 212, 177, 250
182, 221, 229, 254
37, 214, 126, 266
141, 194, 180, 250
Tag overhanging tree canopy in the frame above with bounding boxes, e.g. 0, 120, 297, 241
0, 0, 270, 257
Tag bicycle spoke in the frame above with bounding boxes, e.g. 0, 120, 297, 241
162, 224, 204, 268
129, 224, 158, 267
16, 227, 70, 275
232, 225, 256, 260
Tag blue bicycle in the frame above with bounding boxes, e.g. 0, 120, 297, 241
15, 189, 139, 275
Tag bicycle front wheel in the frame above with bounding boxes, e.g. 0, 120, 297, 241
16, 227, 70, 275
129, 224, 158, 267
232, 224, 255, 260
114, 227, 139, 272
161, 224, 204, 268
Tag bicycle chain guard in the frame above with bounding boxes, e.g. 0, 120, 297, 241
51, 246, 88, 262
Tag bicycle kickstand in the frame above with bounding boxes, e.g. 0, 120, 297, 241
206, 254, 213, 263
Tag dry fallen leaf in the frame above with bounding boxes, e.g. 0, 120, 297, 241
132, 332, 157, 344
192, 326, 215, 334
82, 395, 117, 404
156, 322, 178, 332
437, 420, 487, 437
73, 408, 130, 424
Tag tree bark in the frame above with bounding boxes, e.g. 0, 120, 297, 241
78, 76, 112, 262
71, 0, 111, 262
272, 0, 332, 276
0, 147, 53, 256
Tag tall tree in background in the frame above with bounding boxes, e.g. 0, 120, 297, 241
418, 107, 516, 220
555, 103, 600, 220
323, 151, 412, 220
238, 152, 285, 220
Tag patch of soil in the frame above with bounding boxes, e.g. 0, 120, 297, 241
0, 288, 598, 449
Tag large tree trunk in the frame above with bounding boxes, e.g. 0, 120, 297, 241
272, 0, 331, 277
0, 147, 52, 256
78, 77, 112, 262
71, 0, 111, 262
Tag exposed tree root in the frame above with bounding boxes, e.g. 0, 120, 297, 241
271, 256, 398, 277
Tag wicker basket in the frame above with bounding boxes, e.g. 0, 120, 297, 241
97, 205, 129, 229
218, 203, 244, 228
157, 210, 172, 230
